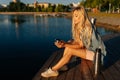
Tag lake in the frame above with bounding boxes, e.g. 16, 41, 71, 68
0, 15, 117, 80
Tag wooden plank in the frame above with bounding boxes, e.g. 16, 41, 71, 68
80, 59, 93, 80
86, 55, 105, 80
114, 60, 120, 74
96, 74, 105, 80
102, 67, 114, 80
41, 50, 63, 80
64, 57, 78, 80
56, 71, 67, 80
48, 49, 67, 80
32, 50, 61, 80
40, 50, 61, 80
102, 63, 120, 80
74, 64, 82, 80
49, 49, 64, 67
73, 58, 82, 80
107, 65, 120, 80
86, 60, 94, 76
65, 66, 75, 80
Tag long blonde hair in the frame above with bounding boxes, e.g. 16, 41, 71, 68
72, 6, 92, 47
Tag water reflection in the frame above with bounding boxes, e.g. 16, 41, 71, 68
0, 15, 9, 24
10, 15, 26, 27
10, 15, 26, 39
97, 27, 117, 35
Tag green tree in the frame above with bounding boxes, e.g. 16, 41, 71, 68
55, 4, 64, 12
47, 4, 54, 12
84, 0, 120, 12
8, 1, 26, 12
80, 0, 85, 6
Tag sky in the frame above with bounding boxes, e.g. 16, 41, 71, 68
0, 0, 81, 5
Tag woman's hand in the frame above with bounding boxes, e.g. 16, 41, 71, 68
54, 40, 65, 48
67, 39, 74, 43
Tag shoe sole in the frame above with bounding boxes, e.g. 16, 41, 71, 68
41, 73, 58, 78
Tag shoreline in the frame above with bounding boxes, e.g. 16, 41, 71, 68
0, 12, 120, 32
0, 12, 69, 15
96, 22, 120, 32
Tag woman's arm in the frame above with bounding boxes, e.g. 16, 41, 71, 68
55, 39, 84, 49
64, 40, 84, 49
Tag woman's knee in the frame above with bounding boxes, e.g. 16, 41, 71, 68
64, 47, 73, 55
64, 47, 86, 58
69, 48, 86, 58
65, 47, 70, 50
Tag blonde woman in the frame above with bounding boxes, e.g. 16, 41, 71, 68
41, 6, 106, 78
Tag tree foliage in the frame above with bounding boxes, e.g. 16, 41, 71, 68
0, 1, 71, 12
83, 0, 120, 11
8, 2, 26, 12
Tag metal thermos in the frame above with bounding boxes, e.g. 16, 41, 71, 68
94, 48, 101, 78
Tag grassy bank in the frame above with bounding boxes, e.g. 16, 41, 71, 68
88, 12, 120, 32
88, 12, 120, 18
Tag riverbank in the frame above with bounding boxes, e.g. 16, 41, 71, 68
0, 12, 69, 15
0, 12, 120, 32
67, 12, 120, 32
65, 12, 120, 32
88, 12, 120, 32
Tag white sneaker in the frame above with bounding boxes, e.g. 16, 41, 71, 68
41, 68, 59, 78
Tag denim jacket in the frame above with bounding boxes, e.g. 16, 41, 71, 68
80, 25, 107, 65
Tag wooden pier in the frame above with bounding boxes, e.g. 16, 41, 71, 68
33, 34, 120, 80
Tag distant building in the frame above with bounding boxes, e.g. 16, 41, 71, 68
36, 2, 50, 8
0, 4, 7, 8
28, 4, 34, 8
34, 1, 38, 8
29, 1, 55, 8
13, 0, 20, 3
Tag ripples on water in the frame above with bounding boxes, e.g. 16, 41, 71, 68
0, 15, 117, 80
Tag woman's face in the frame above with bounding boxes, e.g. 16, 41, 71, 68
73, 10, 82, 25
